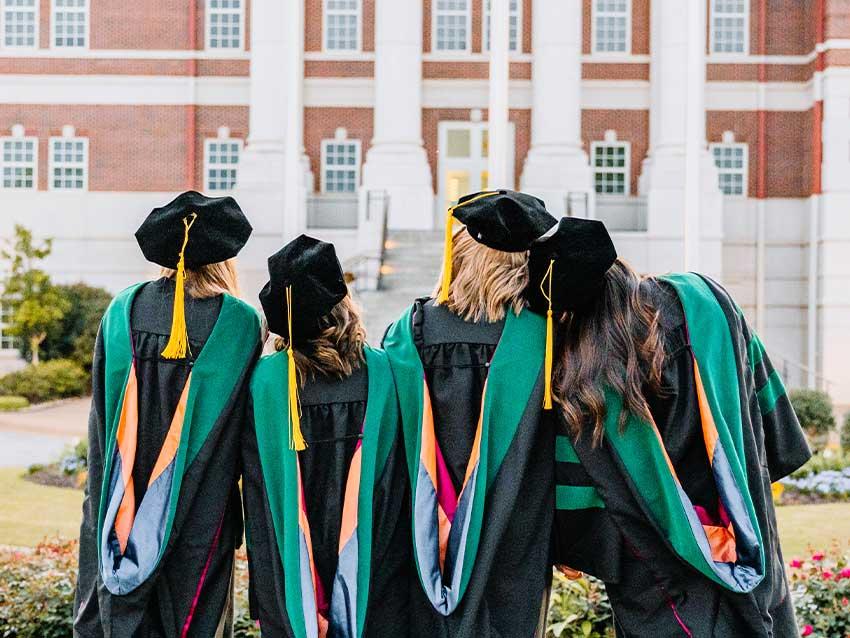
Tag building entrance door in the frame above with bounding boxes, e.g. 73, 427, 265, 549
437, 121, 514, 227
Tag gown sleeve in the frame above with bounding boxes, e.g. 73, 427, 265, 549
743, 324, 811, 482
241, 395, 293, 637
73, 327, 106, 638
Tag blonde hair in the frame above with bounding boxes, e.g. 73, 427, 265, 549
160, 258, 240, 299
274, 294, 366, 381
432, 228, 528, 323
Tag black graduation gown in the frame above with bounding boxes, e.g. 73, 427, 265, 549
383, 299, 554, 638
553, 276, 811, 638
241, 358, 411, 638
74, 278, 262, 637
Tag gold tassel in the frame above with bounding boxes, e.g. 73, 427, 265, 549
161, 213, 198, 360
286, 286, 307, 451
436, 206, 455, 304
541, 259, 555, 410
436, 191, 501, 305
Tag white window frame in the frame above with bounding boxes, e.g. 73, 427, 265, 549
710, 142, 749, 197
50, 0, 89, 49
591, 140, 631, 196
204, 135, 242, 193
432, 0, 472, 55
0, 134, 38, 190
2, 0, 39, 50
709, 0, 749, 56
48, 135, 88, 191
320, 136, 362, 194
591, 0, 631, 55
482, 0, 522, 54
323, 0, 361, 53
205, 0, 245, 51
0, 301, 18, 352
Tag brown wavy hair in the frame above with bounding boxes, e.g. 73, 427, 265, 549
553, 259, 666, 445
432, 228, 529, 323
274, 294, 366, 381
160, 258, 241, 299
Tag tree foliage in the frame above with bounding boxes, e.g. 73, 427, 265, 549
0, 226, 69, 364
789, 389, 836, 438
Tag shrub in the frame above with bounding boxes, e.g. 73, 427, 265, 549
0, 395, 29, 411
36, 283, 112, 372
842, 413, 850, 454
789, 544, 850, 638
791, 452, 850, 479
0, 540, 77, 638
0, 359, 87, 404
547, 572, 614, 638
789, 389, 836, 439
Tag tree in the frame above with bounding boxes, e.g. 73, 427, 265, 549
38, 283, 112, 371
1, 226, 70, 365
788, 389, 835, 449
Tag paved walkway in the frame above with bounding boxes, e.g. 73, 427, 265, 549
0, 398, 89, 467
0, 231, 444, 468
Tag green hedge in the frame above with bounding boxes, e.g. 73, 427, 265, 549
789, 389, 835, 438
842, 412, 850, 454
0, 359, 87, 404
0, 395, 29, 411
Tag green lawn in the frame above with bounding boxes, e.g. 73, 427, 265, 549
0, 467, 83, 547
0, 467, 848, 558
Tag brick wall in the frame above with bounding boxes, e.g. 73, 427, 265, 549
707, 109, 812, 199
303, 107, 374, 193
582, 110, 649, 196
0, 104, 247, 192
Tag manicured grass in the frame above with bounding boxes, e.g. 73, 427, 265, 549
0, 467, 82, 547
775, 502, 850, 558
0, 466, 848, 557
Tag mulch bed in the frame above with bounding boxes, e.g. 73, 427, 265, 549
779, 489, 849, 506
23, 465, 81, 490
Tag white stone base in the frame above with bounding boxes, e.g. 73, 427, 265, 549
519, 146, 594, 217
639, 148, 723, 278
362, 144, 434, 230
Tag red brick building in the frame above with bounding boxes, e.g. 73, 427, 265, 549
0, 0, 849, 403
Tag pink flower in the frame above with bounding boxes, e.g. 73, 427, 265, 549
812, 553, 825, 561
842, 597, 849, 607
801, 625, 814, 637
839, 568, 850, 579
790, 559, 804, 569
822, 570, 834, 580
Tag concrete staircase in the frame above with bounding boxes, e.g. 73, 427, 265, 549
356, 230, 444, 342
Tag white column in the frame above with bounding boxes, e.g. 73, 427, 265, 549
520, 0, 592, 217
488, 0, 510, 188
817, 71, 850, 405
639, 0, 722, 277
361, 0, 434, 230
237, 0, 311, 269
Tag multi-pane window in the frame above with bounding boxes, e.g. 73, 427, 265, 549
0, 303, 17, 351
52, 0, 87, 48
434, 0, 470, 53
483, 0, 521, 53
711, 143, 748, 196
207, 0, 243, 50
3, 0, 38, 48
591, 142, 630, 195
1, 136, 37, 189
49, 137, 88, 190
593, 0, 630, 53
205, 138, 241, 192
710, 0, 748, 54
324, 0, 360, 52
322, 139, 360, 194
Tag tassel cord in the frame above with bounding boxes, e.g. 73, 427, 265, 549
161, 213, 198, 360
540, 259, 555, 410
286, 286, 307, 451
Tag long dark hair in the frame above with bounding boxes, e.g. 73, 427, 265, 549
553, 259, 665, 444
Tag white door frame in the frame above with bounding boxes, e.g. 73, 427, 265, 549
436, 120, 516, 227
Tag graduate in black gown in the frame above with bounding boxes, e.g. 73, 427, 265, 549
241, 235, 410, 638
74, 191, 263, 637
528, 218, 811, 638
382, 190, 558, 638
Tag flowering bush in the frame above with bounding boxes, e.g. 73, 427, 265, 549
0, 540, 77, 638
782, 468, 850, 499
547, 572, 615, 638
789, 544, 850, 638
